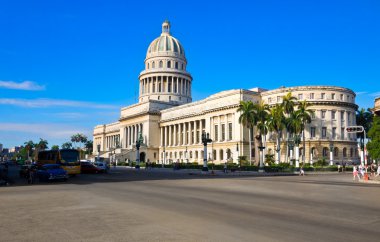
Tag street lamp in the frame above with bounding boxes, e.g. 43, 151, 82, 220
201, 131, 212, 172
329, 139, 334, 166
135, 132, 144, 169
288, 137, 294, 166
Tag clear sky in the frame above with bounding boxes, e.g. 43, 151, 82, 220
1, 0, 379, 148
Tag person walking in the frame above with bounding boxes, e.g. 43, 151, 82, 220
359, 164, 365, 179
299, 164, 305, 176
353, 165, 360, 181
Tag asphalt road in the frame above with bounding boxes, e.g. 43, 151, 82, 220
1, 167, 380, 242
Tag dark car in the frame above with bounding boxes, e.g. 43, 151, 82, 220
81, 162, 102, 174
37, 164, 68, 182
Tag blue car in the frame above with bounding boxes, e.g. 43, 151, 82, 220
37, 164, 68, 182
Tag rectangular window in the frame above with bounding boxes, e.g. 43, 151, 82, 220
196, 131, 200, 143
341, 127, 345, 139
321, 93, 325, 99
228, 123, 233, 141
268, 97, 272, 103
310, 127, 316, 138
332, 111, 336, 120
332, 127, 336, 139
340, 94, 344, 100
322, 127, 327, 138
310, 93, 314, 99
214, 125, 218, 141
277, 96, 281, 102
332, 93, 335, 100
311, 111, 316, 119
321, 110, 326, 119
298, 94, 303, 100
222, 124, 226, 141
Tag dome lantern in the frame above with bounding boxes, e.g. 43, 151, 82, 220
162, 20, 170, 35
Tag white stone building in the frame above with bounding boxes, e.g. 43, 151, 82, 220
93, 21, 359, 165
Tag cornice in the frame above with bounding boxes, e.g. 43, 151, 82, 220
261, 86, 356, 96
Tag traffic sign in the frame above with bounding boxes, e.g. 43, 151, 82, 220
346, 126, 364, 133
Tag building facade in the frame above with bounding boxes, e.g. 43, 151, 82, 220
93, 21, 359, 165
373, 97, 380, 116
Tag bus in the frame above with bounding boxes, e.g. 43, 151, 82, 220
36, 149, 81, 175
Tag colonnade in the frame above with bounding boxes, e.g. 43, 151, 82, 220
105, 134, 120, 150
140, 75, 191, 96
123, 123, 143, 148
160, 119, 205, 147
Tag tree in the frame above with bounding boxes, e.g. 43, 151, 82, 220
267, 104, 286, 164
85, 140, 93, 154
253, 101, 269, 169
71, 133, 88, 149
356, 108, 373, 148
37, 138, 49, 151
238, 100, 256, 165
61, 142, 73, 149
367, 116, 380, 160
296, 100, 313, 163
282, 92, 298, 162
24, 140, 35, 160
51, 145, 59, 150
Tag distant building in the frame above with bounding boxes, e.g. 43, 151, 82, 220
93, 21, 359, 165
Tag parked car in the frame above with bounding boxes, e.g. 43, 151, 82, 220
81, 162, 103, 174
94, 162, 109, 173
37, 164, 68, 182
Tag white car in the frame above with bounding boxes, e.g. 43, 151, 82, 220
94, 162, 109, 173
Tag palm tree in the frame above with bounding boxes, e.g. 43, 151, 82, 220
267, 104, 286, 164
238, 100, 256, 165
24, 140, 35, 161
71, 133, 88, 149
253, 101, 269, 169
282, 92, 298, 162
285, 111, 302, 165
296, 100, 314, 163
37, 138, 49, 151
61, 142, 73, 149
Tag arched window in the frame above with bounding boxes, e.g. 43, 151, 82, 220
181, 63, 184, 70
219, 149, 224, 161
350, 148, 353, 157
343, 148, 347, 157
212, 149, 216, 161
334, 147, 339, 157
189, 151, 192, 159
167, 61, 171, 68
152, 62, 155, 68
174, 152, 177, 158
159, 61, 163, 68
147, 63, 149, 69
226, 149, 231, 160
322, 147, 328, 157
195, 151, 198, 159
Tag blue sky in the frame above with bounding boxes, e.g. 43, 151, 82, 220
1, 0, 379, 148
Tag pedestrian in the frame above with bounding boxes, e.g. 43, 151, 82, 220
299, 165, 305, 176
353, 165, 360, 181
370, 163, 376, 177
376, 165, 380, 177
223, 162, 227, 173
359, 164, 365, 179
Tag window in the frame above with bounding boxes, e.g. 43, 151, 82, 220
277, 96, 282, 102
169, 96, 171, 101
159, 61, 163, 68
228, 123, 232, 140
332, 93, 335, 100
340, 94, 344, 100
347, 95, 349, 101
321, 93, 325, 99
154, 153, 156, 159
332, 127, 336, 139
175, 62, 178, 69
298, 94, 303, 100
310, 127, 316, 138
322, 127, 327, 138
347, 112, 351, 122
268, 97, 272, 103
167, 61, 171, 68
196, 130, 200, 143
323, 147, 328, 157
350, 148, 353, 157
341, 128, 345, 139
158, 96, 160, 100
147, 63, 150, 69
332, 111, 336, 120
152, 62, 155, 68
181, 63, 184, 70
334, 148, 338, 157
321, 110, 326, 119
341, 111, 345, 121
311, 111, 316, 119
153, 82, 156, 92
158, 81, 161, 92
343, 148, 347, 157
221, 124, 226, 141
168, 80, 172, 92
310, 93, 314, 99
214, 125, 218, 141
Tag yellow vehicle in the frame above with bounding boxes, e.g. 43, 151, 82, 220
37, 149, 81, 175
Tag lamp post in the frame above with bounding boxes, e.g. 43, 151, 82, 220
201, 131, 212, 172
135, 132, 144, 169
288, 137, 294, 166
97, 144, 100, 162
329, 140, 334, 166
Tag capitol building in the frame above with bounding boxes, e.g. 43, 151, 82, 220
93, 21, 359, 165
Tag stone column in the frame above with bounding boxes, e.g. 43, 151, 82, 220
193, 121, 197, 145
174, 124, 177, 146
160, 127, 163, 147
164, 126, 168, 147
169, 125, 172, 146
